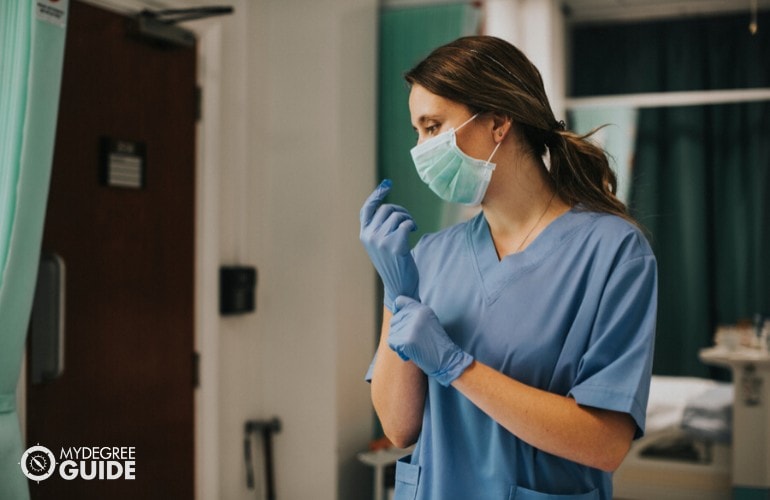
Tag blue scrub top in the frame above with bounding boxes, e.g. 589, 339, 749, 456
367, 208, 657, 500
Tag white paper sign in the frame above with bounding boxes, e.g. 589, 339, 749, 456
35, 0, 68, 28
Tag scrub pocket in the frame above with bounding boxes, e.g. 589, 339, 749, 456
509, 486, 600, 500
393, 455, 421, 500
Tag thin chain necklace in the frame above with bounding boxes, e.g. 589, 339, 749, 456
515, 191, 556, 253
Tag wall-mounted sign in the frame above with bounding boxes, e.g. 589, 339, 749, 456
35, 0, 69, 28
100, 138, 146, 189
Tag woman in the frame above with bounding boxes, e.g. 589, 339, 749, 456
359, 36, 657, 500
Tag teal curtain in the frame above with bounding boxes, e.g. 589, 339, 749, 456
0, 0, 68, 496
571, 14, 770, 377
378, 2, 480, 244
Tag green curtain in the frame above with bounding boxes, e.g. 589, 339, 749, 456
0, 0, 68, 496
378, 2, 480, 244
571, 14, 770, 377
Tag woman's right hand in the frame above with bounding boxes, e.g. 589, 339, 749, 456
359, 179, 420, 311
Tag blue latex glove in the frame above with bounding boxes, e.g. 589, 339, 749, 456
389, 296, 474, 386
359, 179, 419, 311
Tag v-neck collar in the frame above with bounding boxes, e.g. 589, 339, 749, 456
467, 208, 588, 304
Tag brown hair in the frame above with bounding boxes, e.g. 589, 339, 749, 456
404, 35, 631, 222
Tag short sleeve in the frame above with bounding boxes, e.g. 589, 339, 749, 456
568, 253, 658, 439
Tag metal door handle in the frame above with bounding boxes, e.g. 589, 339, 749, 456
244, 418, 281, 499
29, 253, 65, 384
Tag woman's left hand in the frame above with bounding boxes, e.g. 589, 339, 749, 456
388, 296, 473, 386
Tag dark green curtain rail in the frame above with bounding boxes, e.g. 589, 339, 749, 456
571, 13, 770, 377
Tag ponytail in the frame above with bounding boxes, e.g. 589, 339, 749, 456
518, 123, 633, 223
546, 128, 633, 224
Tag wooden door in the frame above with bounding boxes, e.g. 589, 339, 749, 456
26, 1, 196, 498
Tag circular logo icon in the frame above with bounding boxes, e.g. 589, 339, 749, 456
20, 445, 57, 482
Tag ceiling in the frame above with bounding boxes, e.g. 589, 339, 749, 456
82, 0, 769, 29
562, 0, 770, 24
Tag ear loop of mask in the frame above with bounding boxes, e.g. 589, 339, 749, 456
485, 141, 502, 166
455, 113, 479, 132
456, 113, 503, 167
483, 122, 507, 166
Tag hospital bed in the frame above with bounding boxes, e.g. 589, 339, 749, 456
613, 376, 733, 499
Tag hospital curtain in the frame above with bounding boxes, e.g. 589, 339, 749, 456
0, 0, 68, 496
571, 13, 770, 377
378, 2, 481, 244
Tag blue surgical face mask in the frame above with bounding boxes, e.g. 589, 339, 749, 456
410, 114, 502, 206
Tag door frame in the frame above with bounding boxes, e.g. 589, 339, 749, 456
191, 18, 223, 500
17, 2, 224, 497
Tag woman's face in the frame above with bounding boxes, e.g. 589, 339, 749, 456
408, 84, 496, 160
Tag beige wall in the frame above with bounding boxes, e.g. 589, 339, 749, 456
212, 0, 378, 499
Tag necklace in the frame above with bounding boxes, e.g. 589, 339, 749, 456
515, 191, 556, 253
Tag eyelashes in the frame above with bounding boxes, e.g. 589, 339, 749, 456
412, 123, 442, 140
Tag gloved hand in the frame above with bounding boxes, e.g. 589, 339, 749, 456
359, 179, 420, 311
389, 296, 474, 386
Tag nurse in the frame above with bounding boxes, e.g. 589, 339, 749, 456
360, 36, 657, 500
